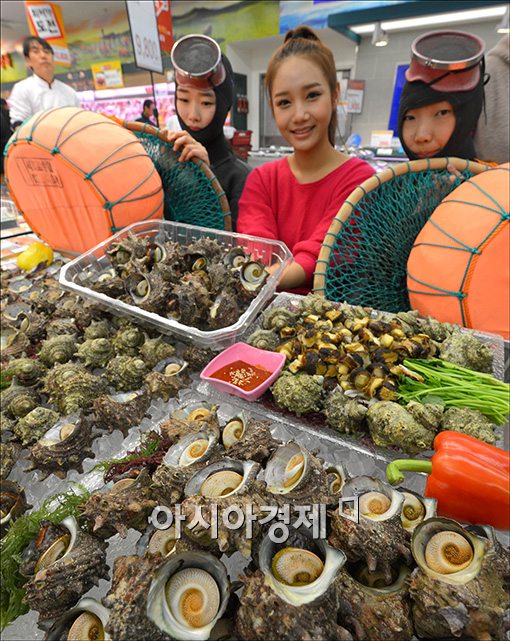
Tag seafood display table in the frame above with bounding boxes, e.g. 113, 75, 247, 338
2, 253, 509, 641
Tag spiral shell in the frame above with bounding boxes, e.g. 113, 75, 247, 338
45, 318, 79, 338
92, 389, 151, 436
264, 442, 310, 495
259, 526, 346, 606
139, 337, 176, 369
45, 367, 107, 415
400, 491, 436, 533
28, 414, 95, 479
247, 328, 280, 352
84, 319, 115, 340
184, 458, 259, 499
208, 292, 240, 330
328, 476, 410, 585
163, 427, 219, 469
411, 517, 486, 585
146, 527, 178, 558
262, 307, 299, 331
271, 548, 324, 586
113, 326, 146, 356
1, 383, 40, 419
22, 516, 109, 620
43, 597, 111, 641
38, 334, 78, 366
147, 552, 230, 640
80, 470, 158, 539
4, 357, 47, 386
344, 476, 404, 523
172, 401, 218, 424
0, 480, 30, 536
2, 301, 32, 322
325, 464, 346, 496
223, 246, 248, 268
239, 260, 268, 292
14, 407, 60, 447
154, 356, 188, 378
221, 414, 247, 449
105, 356, 148, 392
76, 338, 115, 368
18, 311, 47, 342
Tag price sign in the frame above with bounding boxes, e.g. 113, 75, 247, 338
346, 80, 365, 114
125, 0, 163, 74
24, 1, 71, 66
25, 3, 61, 39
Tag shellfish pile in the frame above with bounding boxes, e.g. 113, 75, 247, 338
247, 294, 501, 453
8, 399, 509, 641
2, 260, 508, 641
85, 233, 269, 330
0, 262, 215, 517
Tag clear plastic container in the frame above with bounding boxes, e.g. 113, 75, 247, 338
236, 292, 509, 453
242, 292, 507, 381
58, 220, 292, 350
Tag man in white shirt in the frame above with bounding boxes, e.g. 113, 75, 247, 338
9, 36, 80, 128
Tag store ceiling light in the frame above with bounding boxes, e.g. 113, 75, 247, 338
372, 22, 389, 47
496, 6, 509, 33
352, 5, 507, 34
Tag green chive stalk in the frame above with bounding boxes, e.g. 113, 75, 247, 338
397, 358, 510, 424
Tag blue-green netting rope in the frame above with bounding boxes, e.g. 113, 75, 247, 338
407, 167, 509, 326
128, 128, 228, 231
5, 108, 163, 233
318, 165, 487, 314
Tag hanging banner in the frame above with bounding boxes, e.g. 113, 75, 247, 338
125, 0, 163, 74
155, 0, 173, 54
91, 60, 124, 90
24, 1, 71, 66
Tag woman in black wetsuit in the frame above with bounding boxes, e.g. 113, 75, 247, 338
165, 34, 250, 229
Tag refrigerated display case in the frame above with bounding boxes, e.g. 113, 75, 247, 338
77, 82, 176, 126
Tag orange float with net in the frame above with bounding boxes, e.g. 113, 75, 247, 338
4, 106, 164, 255
407, 163, 509, 339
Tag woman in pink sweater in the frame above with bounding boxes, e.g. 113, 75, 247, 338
237, 26, 374, 293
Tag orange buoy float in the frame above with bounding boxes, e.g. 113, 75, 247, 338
5, 107, 163, 255
407, 163, 509, 339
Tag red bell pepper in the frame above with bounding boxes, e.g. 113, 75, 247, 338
386, 431, 510, 530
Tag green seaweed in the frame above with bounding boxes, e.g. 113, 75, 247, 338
0, 371, 11, 390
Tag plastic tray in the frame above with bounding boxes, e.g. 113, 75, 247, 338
2, 385, 430, 641
59, 220, 292, 350
234, 292, 508, 453
242, 292, 507, 381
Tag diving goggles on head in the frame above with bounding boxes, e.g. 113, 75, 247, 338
171, 34, 225, 90
406, 30, 485, 92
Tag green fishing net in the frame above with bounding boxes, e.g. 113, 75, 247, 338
315, 165, 480, 313
129, 128, 231, 230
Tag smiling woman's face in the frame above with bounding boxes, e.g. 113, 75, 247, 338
270, 55, 337, 152
401, 100, 456, 158
175, 85, 217, 131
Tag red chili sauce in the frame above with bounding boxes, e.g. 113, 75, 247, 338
210, 359, 272, 391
